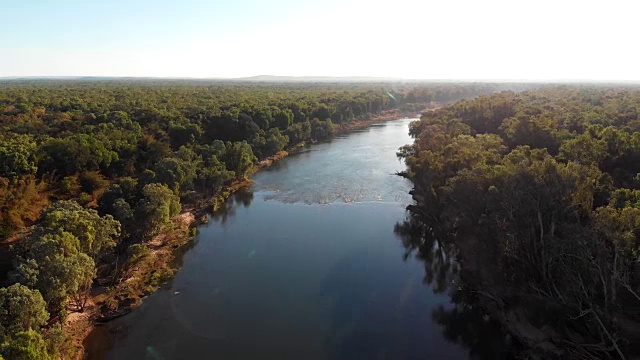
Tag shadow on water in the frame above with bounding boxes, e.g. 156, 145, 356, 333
394, 215, 516, 359
83, 190, 256, 359
209, 188, 254, 225
175, 189, 254, 270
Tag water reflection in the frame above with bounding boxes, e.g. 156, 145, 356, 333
395, 211, 516, 359
319, 249, 434, 360
432, 294, 514, 359
84, 119, 503, 359
210, 189, 254, 225
394, 216, 459, 295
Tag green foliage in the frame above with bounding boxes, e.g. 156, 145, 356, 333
252, 128, 289, 158
0, 330, 50, 360
196, 155, 234, 194
135, 183, 181, 238
38, 135, 118, 176
41, 324, 66, 360
273, 109, 294, 130
14, 231, 95, 316
39, 200, 121, 258
558, 132, 608, 165
310, 118, 335, 140
0, 80, 529, 356
111, 198, 134, 226
500, 114, 560, 153
8, 201, 117, 316
0, 284, 49, 339
0, 134, 38, 178
126, 244, 150, 269
251, 107, 273, 130
153, 157, 196, 192
222, 141, 257, 179
402, 87, 640, 357
284, 121, 311, 144
168, 121, 203, 149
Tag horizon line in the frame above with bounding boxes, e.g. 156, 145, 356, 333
1, 75, 640, 84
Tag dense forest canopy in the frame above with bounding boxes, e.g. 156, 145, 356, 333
0, 79, 529, 358
0, 80, 516, 237
399, 86, 640, 358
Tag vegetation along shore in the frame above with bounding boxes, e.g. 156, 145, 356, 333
0, 80, 523, 359
398, 86, 640, 359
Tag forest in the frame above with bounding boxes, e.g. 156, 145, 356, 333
0, 79, 521, 358
398, 86, 640, 358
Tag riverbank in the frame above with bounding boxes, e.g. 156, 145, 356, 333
67, 109, 429, 359
66, 163, 283, 359
335, 105, 435, 133
82, 116, 454, 359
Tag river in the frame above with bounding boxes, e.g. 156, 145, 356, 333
84, 118, 503, 359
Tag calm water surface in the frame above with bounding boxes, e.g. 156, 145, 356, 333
85, 119, 477, 359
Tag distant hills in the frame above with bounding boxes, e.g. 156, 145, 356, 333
0, 75, 405, 83
233, 75, 404, 82
1, 76, 639, 85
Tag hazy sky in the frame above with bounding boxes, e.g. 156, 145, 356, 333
1, 0, 638, 80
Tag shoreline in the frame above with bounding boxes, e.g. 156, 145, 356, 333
335, 106, 431, 133
68, 104, 434, 359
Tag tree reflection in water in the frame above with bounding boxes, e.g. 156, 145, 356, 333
210, 188, 254, 225
395, 213, 517, 359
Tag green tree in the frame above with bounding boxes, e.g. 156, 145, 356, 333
251, 108, 273, 130
0, 134, 38, 178
558, 132, 608, 165
264, 128, 289, 154
0, 330, 50, 360
39, 200, 120, 259
223, 142, 257, 179
112, 198, 134, 226
153, 147, 200, 193
168, 121, 203, 148
39, 135, 118, 176
400, 87, 640, 357
0, 284, 48, 339
312, 104, 332, 120
153, 157, 191, 192
196, 155, 234, 194
273, 109, 294, 130
135, 183, 181, 238
14, 231, 95, 316
284, 121, 311, 144
499, 114, 559, 153
310, 118, 335, 140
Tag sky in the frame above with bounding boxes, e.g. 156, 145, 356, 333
1, 0, 639, 80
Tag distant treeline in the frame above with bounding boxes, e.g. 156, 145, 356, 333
399, 86, 640, 358
0, 80, 525, 359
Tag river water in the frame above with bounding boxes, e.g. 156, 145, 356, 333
84, 118, 497, 359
